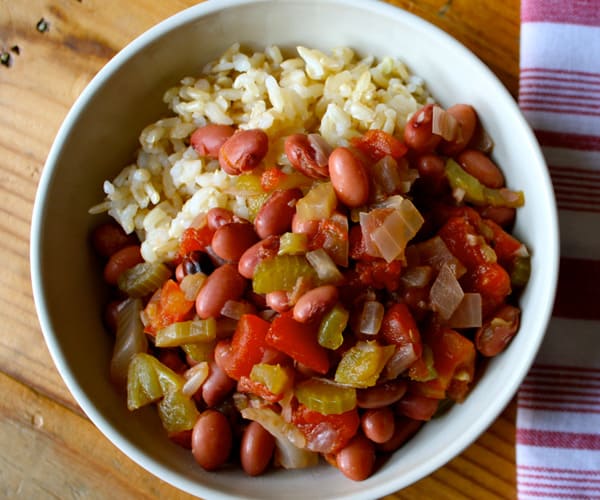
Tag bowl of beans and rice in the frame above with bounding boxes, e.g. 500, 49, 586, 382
30, 0, 559, 498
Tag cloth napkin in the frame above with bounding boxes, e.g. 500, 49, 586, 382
516, 0, 600, 498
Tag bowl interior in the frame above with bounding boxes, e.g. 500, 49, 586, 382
31, 0, 559, 498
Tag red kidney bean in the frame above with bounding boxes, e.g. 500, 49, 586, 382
195, 263, 246, 319
240, 421, 276, 476
218, 129, 269, 175
266, 290, 292, 313
237, 235, 280, 279
103, 245, 143, 285
416, 154, 447, 194
404, 104, 442, 153
478, 206, 516, 228
192, 409, 232, 471
175, 263, 186, 282
475, 304, 521, 357
103, 299, 125, 334
206, 207, 236, 231
328, 147, 369, 207
361, 408, 395, 444
396, 393, 439, 421
336, 434, 375, 481
91, 222, 138, 258
376, 417, 423, 453
190, 124, 235, 158
254, 188, 303, 239
211, 222, 259, 262
439, 104, 478, 156
284, 133, 330, 179
457, 149, 505, 188
291, 213, 320, 236
202, 360, 236, 407
292, 285, 339, 323
356, 380, 408, 409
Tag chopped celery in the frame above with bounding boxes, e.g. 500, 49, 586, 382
295, 182, 336, 222
445, 159, 525, 208
511, 255, 531, 287
181, 340, 217, 363
250, 363, 293, 395
278, 232, 308, 256
318, 304, 349, 350
155, 318, 217, 347
252, 255, 318, 294
157, 389, 200, 433
334, 341, 395, 388
295, 378, 357, 415
117, 261, 171, 298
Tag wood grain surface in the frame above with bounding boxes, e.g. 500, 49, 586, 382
0, 0, 520, 498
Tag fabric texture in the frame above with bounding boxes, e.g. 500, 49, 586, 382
516, 0, 600, 498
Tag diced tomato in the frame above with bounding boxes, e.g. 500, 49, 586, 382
309, 213, 349, 267
411, 327, 476, 400
265, 312, 330, 375
353, 259, 403, 292
179, 225, 214, 257
482, 218, 523, 266
237, 376, 282, 403
439, 216, 489, 269
395, 393, 439, 421
214, 314, 272, 380
464, 262, 512, 317
380, 302, 422, 358
350, 129, 408, 161
260, 167, 287, 192
292, 404, 360, 454
142, 279, 195, 335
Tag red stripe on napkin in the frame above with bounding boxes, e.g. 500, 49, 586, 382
553, 258, 600, 320
522, 0, 600, 26
518, 430, 600, 450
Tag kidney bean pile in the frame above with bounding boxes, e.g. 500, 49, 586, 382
93, 102, 530, 481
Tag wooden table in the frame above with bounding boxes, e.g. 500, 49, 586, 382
0, 0, 520, 498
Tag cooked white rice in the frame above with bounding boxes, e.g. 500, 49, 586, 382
90, 44, 433, 263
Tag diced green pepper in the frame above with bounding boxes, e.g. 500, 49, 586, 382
127, 353, 164, 410
295, 378, 357, 415
117, 261, 171, 298
445, 159, 525, 208
157, 389, 200, 434
252, 255, 318, 294
155, 318, 217, 347
278, 232, 308, 256
511, 255, 531, 287
249, 363, 292, 395
181, 341, 216, 363
318, 304, 349, 350
334, 341, 395, 388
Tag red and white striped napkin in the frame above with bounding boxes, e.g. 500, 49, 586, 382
516, 0, 600, 497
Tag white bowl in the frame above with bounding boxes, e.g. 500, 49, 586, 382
30, 0, 559, 498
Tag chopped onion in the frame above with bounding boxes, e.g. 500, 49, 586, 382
429, 263, 464, 321
368, 199, 424, 263
182, 361, 209, 396
515, 244, 530, 258
110, 298, 148, 388
358, 300, 385, 335
447, 293, 482, 329
384, 343, 418, 379
452, 187, 466, 203
180, 272, 207, 301
306, 248, 343, 284
415, 236, 467, 278
221, 300, 254, 320
241, 407, 319, 469
400, 265, 433, 288
308, 133, 332, 167
432, 105, 461, 141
